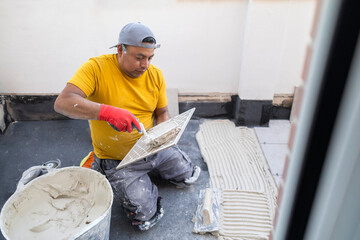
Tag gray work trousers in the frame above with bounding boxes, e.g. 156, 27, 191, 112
92, 146, 194, 221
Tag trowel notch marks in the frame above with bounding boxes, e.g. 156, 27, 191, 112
195, 120, 278, 239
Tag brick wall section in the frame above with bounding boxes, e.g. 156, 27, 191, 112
269, 0, 322, 239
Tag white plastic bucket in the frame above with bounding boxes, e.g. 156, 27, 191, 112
0, 167, 113, 240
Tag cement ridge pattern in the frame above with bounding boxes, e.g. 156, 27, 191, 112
196, 120, 278, 240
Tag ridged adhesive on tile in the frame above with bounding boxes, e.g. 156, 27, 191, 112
220, 191, 272, 239
196, 120, 278, 239
116, 108, 195, 169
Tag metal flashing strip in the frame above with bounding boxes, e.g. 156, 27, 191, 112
116, 108, 195, 170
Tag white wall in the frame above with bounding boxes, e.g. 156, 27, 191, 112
238, 0, 315, 100
0, 0, 314, 99
0, 0, 247, 94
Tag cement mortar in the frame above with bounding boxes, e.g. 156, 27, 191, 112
1, 167, 112, 240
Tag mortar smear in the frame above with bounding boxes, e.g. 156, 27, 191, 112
1, 168, 112, 240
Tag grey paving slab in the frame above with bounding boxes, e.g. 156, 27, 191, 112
255, 120, 291, 144
260, 144, 288, 176
260, 144, 288, 186
255, 120, 290, 187
0, 119, 215, 240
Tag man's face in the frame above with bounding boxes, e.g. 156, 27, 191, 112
117, 45, 155, 78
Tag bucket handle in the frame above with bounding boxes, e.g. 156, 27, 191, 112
16, 165, 55, 192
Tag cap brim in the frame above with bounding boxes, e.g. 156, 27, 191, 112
109, 44, 118, 49
109, 43, 161, 49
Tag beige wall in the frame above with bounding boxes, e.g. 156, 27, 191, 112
0, 0, 314, 100
239, 0, 315, 100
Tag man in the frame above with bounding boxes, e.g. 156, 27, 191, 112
54, 22, 200, 231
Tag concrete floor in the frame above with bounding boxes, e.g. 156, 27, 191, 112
0, 119, 289, 239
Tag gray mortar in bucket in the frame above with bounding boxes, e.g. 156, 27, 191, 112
0, 167, 113, 240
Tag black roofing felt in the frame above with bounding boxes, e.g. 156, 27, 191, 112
0, 119, 215, 240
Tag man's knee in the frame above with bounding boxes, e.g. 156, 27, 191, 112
120, 190, 157, 221
111, 175, 158, 221
123, 185, 158, 221
154, 147, 194, 182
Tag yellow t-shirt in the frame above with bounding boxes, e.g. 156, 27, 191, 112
68, 54, 168, 160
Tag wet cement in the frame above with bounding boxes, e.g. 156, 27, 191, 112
0, 119, 215, 240
2, 167, 112, 240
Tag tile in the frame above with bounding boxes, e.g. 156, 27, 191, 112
273, 175, 283, 187
261, 143, 288, 176
268, 120, 291, 130
255, 120, 291, 144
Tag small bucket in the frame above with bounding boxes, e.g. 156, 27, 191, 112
0, 167, 113, 240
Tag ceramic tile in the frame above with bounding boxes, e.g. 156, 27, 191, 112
273, 175, 282, 187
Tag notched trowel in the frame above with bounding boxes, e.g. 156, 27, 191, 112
116, 108, 195, 170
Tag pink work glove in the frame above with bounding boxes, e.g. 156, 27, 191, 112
98, 104, 141, 133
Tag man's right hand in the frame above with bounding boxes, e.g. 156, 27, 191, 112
98, 104, 141, 133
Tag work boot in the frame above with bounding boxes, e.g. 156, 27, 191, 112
132, 197, 164, 231
184, 165, 201, 185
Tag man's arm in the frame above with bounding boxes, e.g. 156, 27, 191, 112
54, 83, 140, 132
155, 106, 170, 124
54, 83, 100, 120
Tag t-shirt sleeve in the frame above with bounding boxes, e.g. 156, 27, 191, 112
156, 70, 168, 109
68, 59, 98, 97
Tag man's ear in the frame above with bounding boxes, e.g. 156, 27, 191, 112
117, 45, 123, 56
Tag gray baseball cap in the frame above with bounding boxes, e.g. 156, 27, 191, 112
110, 22, 161, 49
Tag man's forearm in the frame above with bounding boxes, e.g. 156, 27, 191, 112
54, 92, 100, 120
155, 106, 170, 125
54, 83, 100, 120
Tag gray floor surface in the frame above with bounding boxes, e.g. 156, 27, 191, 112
0, 119, 216, 240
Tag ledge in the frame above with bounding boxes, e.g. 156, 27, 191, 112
0, 93, 293, 133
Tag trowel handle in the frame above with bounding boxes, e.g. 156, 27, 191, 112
132, 123, 142, 133
108, 122, 142, 133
